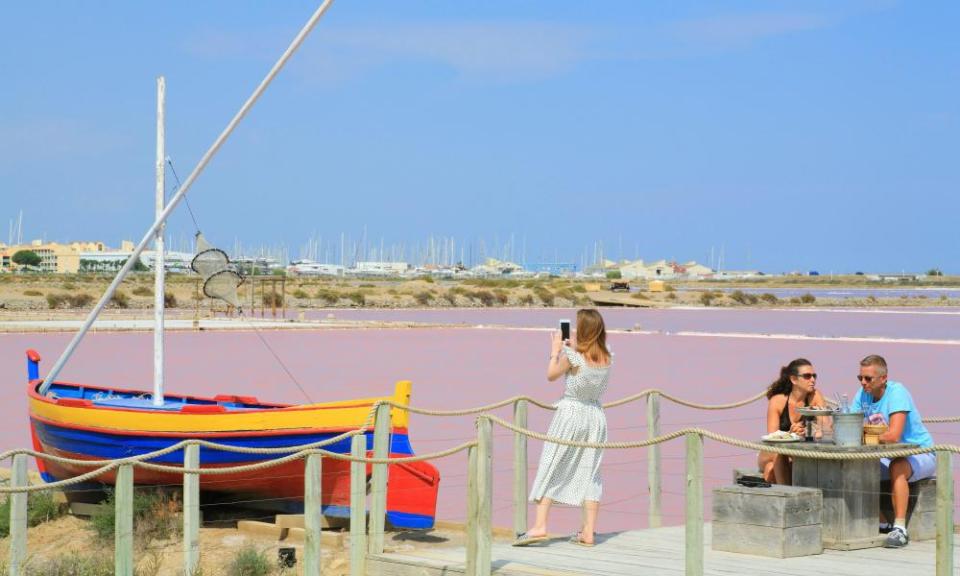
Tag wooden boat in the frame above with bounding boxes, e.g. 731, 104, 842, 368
26, 350, 440, 529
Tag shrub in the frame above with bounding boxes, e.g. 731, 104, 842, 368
414, 291, 433, 305
132, 286, 153, 297
631, 292, 648, 300
61, 282, 76, 290
730, 290, 758, 305
23, 289, 42, 296
20, 552, 114, 576
358, 283, 376, 288
867, 295, 878, 304
440, 292, 458, 306
91, 488, 181, 545
533, 286, 554, 306
493, 289, 510, 305
663, 284, 676, 292
759, 293, 778, 304
227, 546, 272, 576
789, 297, 802, 304
262, 292, 284, 307
164, 292, 178, 308
315, 289, 338, 304
519, 294, 535, 306
605, 270, 622, 279
345, 291, 365, 306
571, 284, 587, 293
421, 275, 435, 283
700, 292, 716, 307
70, 293, 95, 308
667, 292, 677, 301
110, 291, 130, 308
0, 490, 63, 537
799, 293, 816, 304
293, 289, 309, 299
471, 290, 496, 307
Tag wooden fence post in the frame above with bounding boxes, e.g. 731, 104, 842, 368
8, 454, 28, 576
685, 432, 703, 576
350, 434, 368, 576
936, 450, 954, 576
647, 392, 662, 528
115, 464, 135, 576
304, 453, 323, 576
476, 417, 493, 576
183, 444, 200, 576
368, 403, 391, 554
465, 444, 478, 576
513, 399, 528, 537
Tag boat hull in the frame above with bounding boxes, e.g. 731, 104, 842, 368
27, 371, 439, 529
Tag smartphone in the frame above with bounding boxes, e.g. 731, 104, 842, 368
559, 319, 571, 342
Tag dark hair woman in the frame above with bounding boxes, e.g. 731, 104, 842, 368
758, 358, 826, 484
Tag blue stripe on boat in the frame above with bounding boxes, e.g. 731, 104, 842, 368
32, 419, 415, 464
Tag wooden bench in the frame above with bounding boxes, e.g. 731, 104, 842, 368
879, 477, 937, 540
712, 484, 823, 558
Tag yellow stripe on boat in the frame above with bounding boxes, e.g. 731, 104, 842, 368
31, 380, 412, 433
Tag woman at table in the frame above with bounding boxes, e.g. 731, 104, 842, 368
758, 358, 827, 484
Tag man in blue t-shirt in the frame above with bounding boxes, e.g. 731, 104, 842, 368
849, 354, 934, 549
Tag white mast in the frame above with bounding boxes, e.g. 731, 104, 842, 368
153, 76, 166, 407
37, 0, 338, 394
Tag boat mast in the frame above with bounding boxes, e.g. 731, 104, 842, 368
37, 0, 337, 395
153, 76, 166, 407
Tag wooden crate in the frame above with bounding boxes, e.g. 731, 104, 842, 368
712, 484, 823, 558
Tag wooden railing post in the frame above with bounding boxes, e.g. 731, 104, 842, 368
115, 464, 135, 576
936, 450, 954, 576
304, 453, 323, 576
350, 434, 368, 576
476, 417, 493, 576
465, 444, 479, 576
368, 403, 391, 554
685, 432, 703, 576
183, 444, 200, 576
8, 454, 28, 576
647, 392, 662, 528
513, 399, 528, 537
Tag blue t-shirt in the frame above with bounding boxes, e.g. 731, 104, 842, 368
850, 380, 933, 448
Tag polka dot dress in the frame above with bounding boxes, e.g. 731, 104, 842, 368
528, 346, 610, 506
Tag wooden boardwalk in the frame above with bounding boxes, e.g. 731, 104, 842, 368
367, 524, 953, 576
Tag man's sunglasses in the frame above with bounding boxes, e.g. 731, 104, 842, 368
857, 375, 879, 383
796, 372, 817, 380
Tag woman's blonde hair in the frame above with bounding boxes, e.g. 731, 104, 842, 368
575, 309, 609, 365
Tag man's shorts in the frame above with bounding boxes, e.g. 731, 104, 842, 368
880, 452, 937, 483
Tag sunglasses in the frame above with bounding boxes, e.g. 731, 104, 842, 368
796, 372, 817, 380
857, 375, 879, 383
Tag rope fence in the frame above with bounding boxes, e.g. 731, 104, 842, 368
4, 388, 959, 576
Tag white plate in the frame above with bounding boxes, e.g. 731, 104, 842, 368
761, 433, 803, 443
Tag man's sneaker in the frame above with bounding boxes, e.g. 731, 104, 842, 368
884, 527, 909, 548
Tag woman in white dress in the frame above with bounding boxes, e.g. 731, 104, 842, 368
514, 309, 611, 547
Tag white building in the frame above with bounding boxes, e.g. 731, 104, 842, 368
288, 260, 345, 277
352, 261, 410, 276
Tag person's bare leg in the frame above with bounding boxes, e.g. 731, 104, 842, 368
890, 458, 912, 525
580, 500, 599, 544
526, 498, 552, 537
773, 454, 793, 485
759, 452, 775, 483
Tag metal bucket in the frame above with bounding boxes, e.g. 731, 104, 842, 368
833, 412, 865, 447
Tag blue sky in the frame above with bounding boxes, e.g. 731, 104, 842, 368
1, 1, 957, 273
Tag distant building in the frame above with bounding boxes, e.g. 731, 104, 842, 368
353, 261, 410, 276
1, 239, 111, 273
288, 260, 345, 277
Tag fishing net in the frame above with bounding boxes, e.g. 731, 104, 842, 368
191, 233, 245, 309
203, 269, 244, 309
191, 233, 231, 278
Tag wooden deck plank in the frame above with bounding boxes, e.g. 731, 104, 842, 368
369, 524, 955, 576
